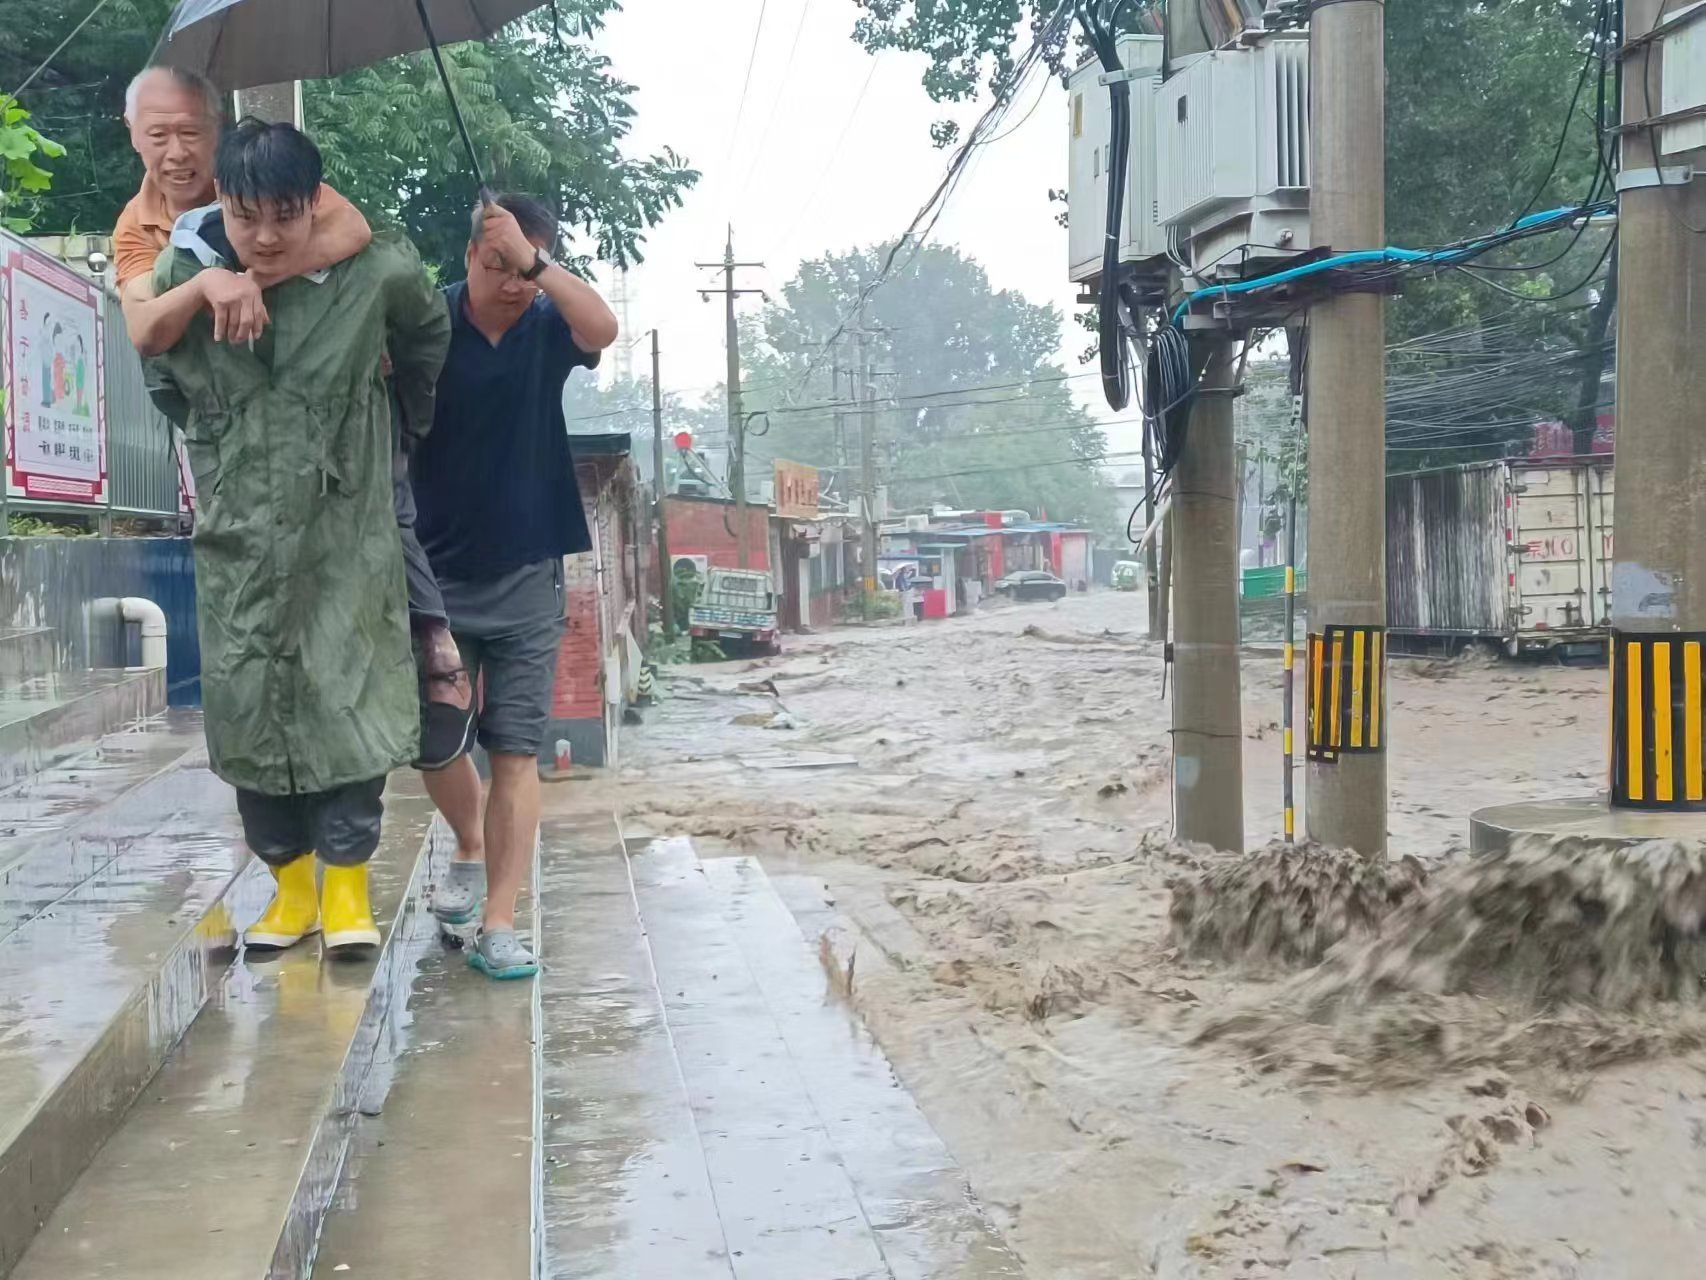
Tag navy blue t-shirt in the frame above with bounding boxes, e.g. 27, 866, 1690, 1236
411, 283, 600, 580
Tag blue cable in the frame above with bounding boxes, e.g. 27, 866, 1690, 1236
1166, 202, 1613, 326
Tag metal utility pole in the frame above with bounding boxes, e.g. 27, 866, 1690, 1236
857, 330, 878, 609
1606, 0, 1706, 811
651, 330, 674, 642
1171, 339, 1245, 853
696, 229, 764, 566
1304, 0, 1388, 855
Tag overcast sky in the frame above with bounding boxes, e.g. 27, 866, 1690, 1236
592, 0, 1143, 462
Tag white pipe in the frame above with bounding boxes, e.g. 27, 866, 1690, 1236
118, 597, 168, 670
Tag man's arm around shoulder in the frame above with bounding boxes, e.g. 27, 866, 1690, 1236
122, 263, 269, 358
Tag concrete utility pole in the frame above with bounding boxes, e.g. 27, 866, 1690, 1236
857, 329, 878, 609
1607, 0, 1706, 807
831, 366, 846, 470
651, 330, 674, 642
696, 230, 764, 566
1156, 508, 1173, 642
1172, 338, 1245, 853
1304, 0, 1388, 855
233, 83, 301, 126
1142, 434, 1163, 639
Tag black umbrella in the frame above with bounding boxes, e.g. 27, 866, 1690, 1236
153, 0, 561, 191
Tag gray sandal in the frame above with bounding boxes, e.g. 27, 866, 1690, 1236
468, 929, 537, 980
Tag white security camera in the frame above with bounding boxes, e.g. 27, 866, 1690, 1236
86, 250, 110, 275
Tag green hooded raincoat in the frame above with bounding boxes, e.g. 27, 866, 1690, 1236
147, 231, 450, 796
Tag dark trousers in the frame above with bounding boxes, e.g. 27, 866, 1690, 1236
235, 777, 386, 868
396, 446, 446, 628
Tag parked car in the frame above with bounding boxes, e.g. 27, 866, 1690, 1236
995, 570, 1068, 602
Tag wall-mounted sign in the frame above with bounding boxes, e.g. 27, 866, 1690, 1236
2, 231, 107, 504
773, 458, 819, 521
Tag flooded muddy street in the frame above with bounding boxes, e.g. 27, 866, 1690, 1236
593, 591, 1706, 1278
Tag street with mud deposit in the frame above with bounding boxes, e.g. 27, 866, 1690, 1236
595, 590, 1706, 1279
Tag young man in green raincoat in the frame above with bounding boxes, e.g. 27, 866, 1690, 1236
146, 119, 451, 955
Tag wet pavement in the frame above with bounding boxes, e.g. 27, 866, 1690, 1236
0, 710, 206, 883
1, 647, 1026, 1277
310, 826, 536, 1279
8, 790, 437, 1280
0, 754, 246, 1276
536, 818, 733, 1277
0, 667, 166, 790
536, 817, 1021, 1279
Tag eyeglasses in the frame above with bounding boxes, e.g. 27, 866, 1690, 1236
478, 254, 537, 286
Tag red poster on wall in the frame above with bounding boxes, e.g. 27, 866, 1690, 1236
1, 232, 107, 505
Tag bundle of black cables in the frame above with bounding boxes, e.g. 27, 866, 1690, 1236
1080, 0, 1147, 412
1144, 321, 1194, 476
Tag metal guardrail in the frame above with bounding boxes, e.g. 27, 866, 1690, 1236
101, 291, 181, 517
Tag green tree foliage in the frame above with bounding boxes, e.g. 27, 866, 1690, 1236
0, 94, 65, 232
1, 0, 695, 277
0, 0, 169, 235
735, 243, 1111, 526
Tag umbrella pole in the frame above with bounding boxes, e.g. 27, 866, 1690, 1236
412, 0, 493, 202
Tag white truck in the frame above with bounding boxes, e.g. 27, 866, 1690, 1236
1386, 458, 1613, 656
688, 567, 781, 656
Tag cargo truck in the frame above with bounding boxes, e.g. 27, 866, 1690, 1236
1386, 458, 1613, 656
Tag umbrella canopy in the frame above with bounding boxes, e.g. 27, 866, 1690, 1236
154, 0, 544, 92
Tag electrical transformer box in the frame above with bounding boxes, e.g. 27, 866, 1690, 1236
1155, 34, 1311, 277
1066, 35, 1166, 286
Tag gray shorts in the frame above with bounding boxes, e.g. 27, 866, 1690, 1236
442, 560, 565, 757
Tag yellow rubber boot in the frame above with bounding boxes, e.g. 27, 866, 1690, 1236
243, 854, 320, 949
321, 862, 381, 956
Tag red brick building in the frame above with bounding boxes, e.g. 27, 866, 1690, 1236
545, 434, 644, 768
662, 494, 772, 573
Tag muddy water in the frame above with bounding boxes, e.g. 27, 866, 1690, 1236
599, 593, 1706, 1278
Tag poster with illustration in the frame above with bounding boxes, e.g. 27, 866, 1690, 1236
2, 231, 107, 504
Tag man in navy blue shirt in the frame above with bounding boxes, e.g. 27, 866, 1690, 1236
410, 194, 618, 979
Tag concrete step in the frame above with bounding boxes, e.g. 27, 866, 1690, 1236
0, 628, 55, 687
5, 785, 438, 1280
0, 710, 207, 933
535, 821, 730, 1278
309, 833, 538, 1279
0, 752, 249, 1279
0, 667, 166, 792
698, 855, 1025, 1280
535, 831, 1023, 1280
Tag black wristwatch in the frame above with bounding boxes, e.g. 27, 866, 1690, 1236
520, 247, 550, 282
